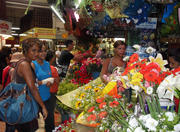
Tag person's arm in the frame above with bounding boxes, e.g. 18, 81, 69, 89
100, 58, 111, 84
73, 54, 83, 61
18, 61, 48, 119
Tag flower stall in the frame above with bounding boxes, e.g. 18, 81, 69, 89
55, 45, 180, 131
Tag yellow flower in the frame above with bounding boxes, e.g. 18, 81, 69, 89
75, 101, 82, 109
94, 87, 100, 93
120, 77, 127, 89
149, 53, 168, 70
84, 85, 92, 90
130, 72, 143, 86
75, 93, 80, 98
131, 72, 143, 81
79, 93, 85, 99
130, 69, 136, 74
98, 84, 103, 87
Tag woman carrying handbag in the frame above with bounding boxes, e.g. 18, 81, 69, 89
2, 38, 48, 132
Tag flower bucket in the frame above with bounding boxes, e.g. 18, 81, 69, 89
174, 97, 180, 113
92, 72, 100, 79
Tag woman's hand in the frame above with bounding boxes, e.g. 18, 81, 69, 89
46, 81, 52, 87
42, 106, 48, 120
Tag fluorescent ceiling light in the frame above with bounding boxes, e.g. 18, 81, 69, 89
39, 39, 52, 41
50, 5, 65, 23
11, 27, 20, 30
12, 33, 19, 36
19, 34, 27, 36
114, 38, 125, 42
0, 34, 12, 39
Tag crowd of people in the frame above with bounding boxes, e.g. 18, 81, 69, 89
0, 38, 180, 132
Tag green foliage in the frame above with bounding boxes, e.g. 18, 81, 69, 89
160, 3, 180, 37
57, 79, 79, 113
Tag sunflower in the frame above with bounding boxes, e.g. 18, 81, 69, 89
79, 93, 86, 99
84, 85, 92, 90
94, 87, 100, 93
75, 101, 82, 109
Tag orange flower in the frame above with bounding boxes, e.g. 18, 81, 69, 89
144, 71, 158, 82
98, 111, 107, 119
109, 101, 119, 108
99, 102, 106, 109
113, 94, 122, 99
129, 53, 139, 63
172, 67, 180, 75
88, 106, 95, 113
87, 114, 96, 122
146, 62, 161, 73
96, 97, 105, 103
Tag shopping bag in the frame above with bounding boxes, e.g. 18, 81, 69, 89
0, 82, 39, 124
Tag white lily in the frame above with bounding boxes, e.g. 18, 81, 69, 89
146, 46, 156, 54
174, 124, 180, 132
123, 56, 130, 62
145, 117, 158, 131
165, 112, 175, 121
147, 87, 153, 95
133, 44, 141, 51
149, 53, 168, 71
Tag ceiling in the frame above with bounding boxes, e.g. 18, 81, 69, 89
5, 0, 50, 27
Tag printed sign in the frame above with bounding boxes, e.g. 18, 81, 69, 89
0, 20, 12, 35
136, 18, 157, 29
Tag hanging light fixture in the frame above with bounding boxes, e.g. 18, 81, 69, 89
50, 5, 65, 23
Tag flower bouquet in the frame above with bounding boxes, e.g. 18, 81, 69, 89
121, 53, 169, 96
84, 57, 102, 75
71, 78, 106, 110
78, 94, 134, 129
53, 118, 76, 132
96, 94, 180, 132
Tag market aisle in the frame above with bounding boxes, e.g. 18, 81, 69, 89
0, 112, 61, 132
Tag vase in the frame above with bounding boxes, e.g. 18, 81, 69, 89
92, 72, 100, 79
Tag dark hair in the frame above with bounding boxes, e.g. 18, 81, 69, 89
113, 40, 126, 48
64, 40, 73, 47
168, 48, 180, 63
45, 50, 55, 62
22, 38, 41, 54
0, 46, 11, 65
38, 41, 47, 52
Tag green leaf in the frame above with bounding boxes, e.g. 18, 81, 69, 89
138, 93, 145, 114
56, 0, 61, 7
25, 0, 32, 15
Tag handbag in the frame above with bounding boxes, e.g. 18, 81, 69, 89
0, 61, 39, 125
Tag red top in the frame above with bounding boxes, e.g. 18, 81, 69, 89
2, 66, 11, 88
50, 66, 59, 93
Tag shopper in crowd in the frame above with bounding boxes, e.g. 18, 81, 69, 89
3, 52, 24, 132
57, 40, 82, 79
55, 46, 62, 66
2, 52, 24, 89
168, 48, 180, 113
5, 38, 48, 132
100, 40, 127, 84
45, 50, 60, 124
32, 42, 54, 132
0, 46, 11, 91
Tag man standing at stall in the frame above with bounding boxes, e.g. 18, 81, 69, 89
57, 40, 82, 79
